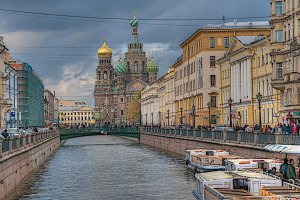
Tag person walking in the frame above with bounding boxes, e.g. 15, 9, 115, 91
1, 129, 8, 138
293, 125, 298, 134
280, 158, 289, 180
287, 159, 296, 183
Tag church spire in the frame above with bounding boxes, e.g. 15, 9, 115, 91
130, 9, 140, 46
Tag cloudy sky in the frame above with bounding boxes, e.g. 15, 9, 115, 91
0, 0, 269, 105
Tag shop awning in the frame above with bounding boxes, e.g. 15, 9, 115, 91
263, 144, 300, 154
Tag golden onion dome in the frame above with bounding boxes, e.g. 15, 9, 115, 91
97, 40, 112, 57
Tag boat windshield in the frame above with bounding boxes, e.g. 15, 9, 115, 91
233, 178, 248, 191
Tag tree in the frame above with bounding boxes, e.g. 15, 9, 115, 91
125, 91, 141, 125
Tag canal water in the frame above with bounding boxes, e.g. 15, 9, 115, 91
7, 136, 196, 200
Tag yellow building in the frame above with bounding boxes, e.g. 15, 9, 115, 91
218, 36, 280, 127
157, 67, 175, 127
270, 0, 300, 123
174, 22, 271, 128
58, 99, 87, 107
59, 106, 95, 127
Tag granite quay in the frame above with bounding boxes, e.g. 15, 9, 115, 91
0, 130, 60, 200
140, 127, 300, 160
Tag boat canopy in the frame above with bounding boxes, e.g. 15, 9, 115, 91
263, 144, 300, 154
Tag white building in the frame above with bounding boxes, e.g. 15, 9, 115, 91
141, 83, 159, 126
5, 63, 20, 128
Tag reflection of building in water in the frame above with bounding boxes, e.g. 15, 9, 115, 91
94, 11, 158, 126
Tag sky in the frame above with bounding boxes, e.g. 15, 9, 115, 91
0, 0, 270, 105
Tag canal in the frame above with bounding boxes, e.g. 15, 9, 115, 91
7, 136, 196, 200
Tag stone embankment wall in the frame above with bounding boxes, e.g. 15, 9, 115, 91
0, 131, 60, 200
140, 132, 296, 160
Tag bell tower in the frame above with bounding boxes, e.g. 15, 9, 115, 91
94, 40, 115, 125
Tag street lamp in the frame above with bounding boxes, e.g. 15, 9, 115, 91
180, 107, 183, 125
192, 105, 196, 129
207, 102, 211, 130
228, 98, 233, 127
151, 112, 153, 127
158, 111, 161, 127
257, 92, 263, 132
167, 109, 170, 127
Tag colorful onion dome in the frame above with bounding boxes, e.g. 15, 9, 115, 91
147, 59, 159, 73
130, 10, 139, 27
97, 40, 112, 57
114, 59, 127, 74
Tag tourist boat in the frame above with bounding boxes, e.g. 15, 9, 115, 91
225, 158, 282, 173
184, 149, 241, 172
193, 170, 300, 199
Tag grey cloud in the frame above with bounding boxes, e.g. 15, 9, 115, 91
0, 0, 269, 100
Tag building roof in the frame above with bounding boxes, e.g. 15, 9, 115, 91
180, 21, 270, 47
235, 36, 264, 45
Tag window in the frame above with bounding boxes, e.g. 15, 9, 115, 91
210, 37, 215, 48
276, 30, 283, 42
121, 98, 124, 103
277, 63, 283, 79
266, 54, 268, 64
142, 61, 145, 72
134, 62, 138, 72
127, 62, 130, 72
121, 110, 124, 116
210, 75, 216, 87
276, 1, 283, 15
104, 71, 107, 80
224, 37, 230, 48
262, 55, 265, 65
258, 57, 260, 66
211, 96, 217, 107
298, 88, 300, 103
210, 56, 216, 67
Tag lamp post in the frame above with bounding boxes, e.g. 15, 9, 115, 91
158, 111, 161, 127
151, 112, 153, 127
145, 114, 147, 126
192, 105, 196, 129
180, 107, 183, 125
167, 109, 170, 127
257, 92, 263, 132
228, 98, 233, 127
207, 102, 211, 130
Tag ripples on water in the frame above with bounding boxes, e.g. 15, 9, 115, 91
7, 136, 196, 200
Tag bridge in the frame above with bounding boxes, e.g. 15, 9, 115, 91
59, 127, 140, 140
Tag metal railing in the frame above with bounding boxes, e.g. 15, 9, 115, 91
0, 130, 59, 159
142, 128, 300, 146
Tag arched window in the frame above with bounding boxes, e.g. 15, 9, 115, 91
134, 62, 138, 72
104, 71, 107, 80
142, 61, 145, 72
127, 62, 130, 72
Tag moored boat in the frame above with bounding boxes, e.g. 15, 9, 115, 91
193, 171, 300, 200
185, 149, 241, 172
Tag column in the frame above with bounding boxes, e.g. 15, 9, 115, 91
247, 59, 251, 100
241, 60, 244, 101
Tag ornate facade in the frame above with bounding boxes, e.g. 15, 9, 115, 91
94, 12, 158, 126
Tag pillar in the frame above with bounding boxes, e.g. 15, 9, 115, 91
0, 138, 2, 158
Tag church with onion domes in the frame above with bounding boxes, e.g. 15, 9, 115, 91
94, 11, 159, 126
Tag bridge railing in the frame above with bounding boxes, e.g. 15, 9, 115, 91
0, 130, 59, 159
142, 128, 300, 146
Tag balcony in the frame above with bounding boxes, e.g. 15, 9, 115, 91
271, 78, 284, 90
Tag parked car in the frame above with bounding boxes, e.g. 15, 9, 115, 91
6, 128, 21, 137
213, 126, 234, 132
176, 124, 192, 129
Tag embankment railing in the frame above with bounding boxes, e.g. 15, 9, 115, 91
0, 130, 59, 160
142, 127, 300, 147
